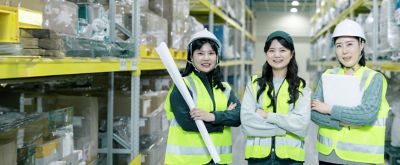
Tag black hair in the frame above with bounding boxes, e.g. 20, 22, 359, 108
255, 37, 306, 107
182, 38, 225, 91
333, 36, 366, 67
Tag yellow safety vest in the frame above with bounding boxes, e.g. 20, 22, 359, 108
245, 75, 305, 161
316, 66, 389, 164
164, 72, 233, 165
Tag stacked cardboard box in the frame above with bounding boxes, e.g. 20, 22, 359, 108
149, 0, 191, 50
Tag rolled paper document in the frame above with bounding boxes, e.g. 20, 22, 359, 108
155, 42, 221, 163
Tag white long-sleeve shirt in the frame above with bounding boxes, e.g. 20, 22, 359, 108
241, 78, 311, 138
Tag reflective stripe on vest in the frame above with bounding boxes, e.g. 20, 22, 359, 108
317, 67, 389, 164
245, 75, 305, 161
317, 133, 384, 154
165, 73, 233, 164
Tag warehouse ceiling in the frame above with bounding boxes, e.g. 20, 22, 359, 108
253, 0, 317, 15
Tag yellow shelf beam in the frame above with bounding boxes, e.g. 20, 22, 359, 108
138, 58, 187, 71
190, 0, 256, 41
311, 0, 365, 43
0, 57, 136, 79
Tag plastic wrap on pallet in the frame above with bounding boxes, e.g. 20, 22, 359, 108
77, 3, 107, 39
137, 10, 168, 46
244, 41, 254, 60
0, 44, 22, 55
0, 0, 44, 11
38, 35, 132, 58
396, 0, 400, 25
149, 0, 190, 50
190, 16, 204, 34
42, 0, 78, 35
380, 0, 400, 55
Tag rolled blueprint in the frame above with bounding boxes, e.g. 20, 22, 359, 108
155, 42, 221, 163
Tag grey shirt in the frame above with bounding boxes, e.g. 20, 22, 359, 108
311, 73, 384, 164
241, 77, 311, 138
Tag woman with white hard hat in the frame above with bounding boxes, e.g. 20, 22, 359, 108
311, 19, 390, 164
164, 29, 241, 165
241, 30, 310, 164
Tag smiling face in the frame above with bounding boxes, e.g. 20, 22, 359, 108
335, 36, 364, 68
191, 43, 217, 73
265, 39, 293, 72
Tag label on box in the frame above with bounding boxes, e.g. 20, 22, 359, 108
120, 59, 127, 70
142, 99, 151, 115
132, 59, 138, 70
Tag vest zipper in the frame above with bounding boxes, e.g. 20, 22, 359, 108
271, 79, 284, 155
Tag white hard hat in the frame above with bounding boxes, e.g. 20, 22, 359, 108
332, 19, 366, 41
187, 29, 222, 57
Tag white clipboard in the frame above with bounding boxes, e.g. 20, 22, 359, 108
322, 73, 362, 107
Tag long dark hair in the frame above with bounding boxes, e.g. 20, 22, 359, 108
182, 38, 225, 91
334, 36, 366, 67
255, 37, 306, 107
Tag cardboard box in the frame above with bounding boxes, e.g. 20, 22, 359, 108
0, 0, 44, 11
35, 138, 60, 165
42, 95, 99, 164
42, 0, 78, 35
0, 140, 17, 165
141, 137, 166, 165
114, 90, 167, 117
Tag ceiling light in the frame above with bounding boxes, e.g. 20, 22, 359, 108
291, 1, 300, 6
290, 8, 298, 13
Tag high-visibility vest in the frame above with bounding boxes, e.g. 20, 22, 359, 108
316, 66, 389, 164
245, 75, 305, 161
164, 72, 233, 165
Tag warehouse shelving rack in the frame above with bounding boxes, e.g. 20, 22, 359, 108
190, 0, 256, 95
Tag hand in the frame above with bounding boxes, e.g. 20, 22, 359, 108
256, 109, 268, 118
190, 108, 215, 122
227, 103, 237, 110
311, 100, 332, 114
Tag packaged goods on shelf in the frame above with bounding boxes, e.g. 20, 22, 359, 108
380, 0, 400, 54
18, 144, 36, 165
190, 16, 205, 34
113, 90, 168, 117
0, 44, 22, 55
149, 0, 190, 50
358, 14, 372, 56
35, 138, 60, 165
113, 109, 167, 152
138, 10, 168, 46
205, 24, 235, 59
244, 41, 254, 60
396, 0, 400, 25
0, 0, 44, 11
335, 0, 350, 13
35, 34, 131, 58
141, 135, 166, 165
0, 138, 17, 165
42, 0, 78, 35
77, 3, 108, 39
46, 95, 98, 164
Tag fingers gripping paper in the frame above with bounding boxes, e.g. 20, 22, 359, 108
155, 42, 221, 163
